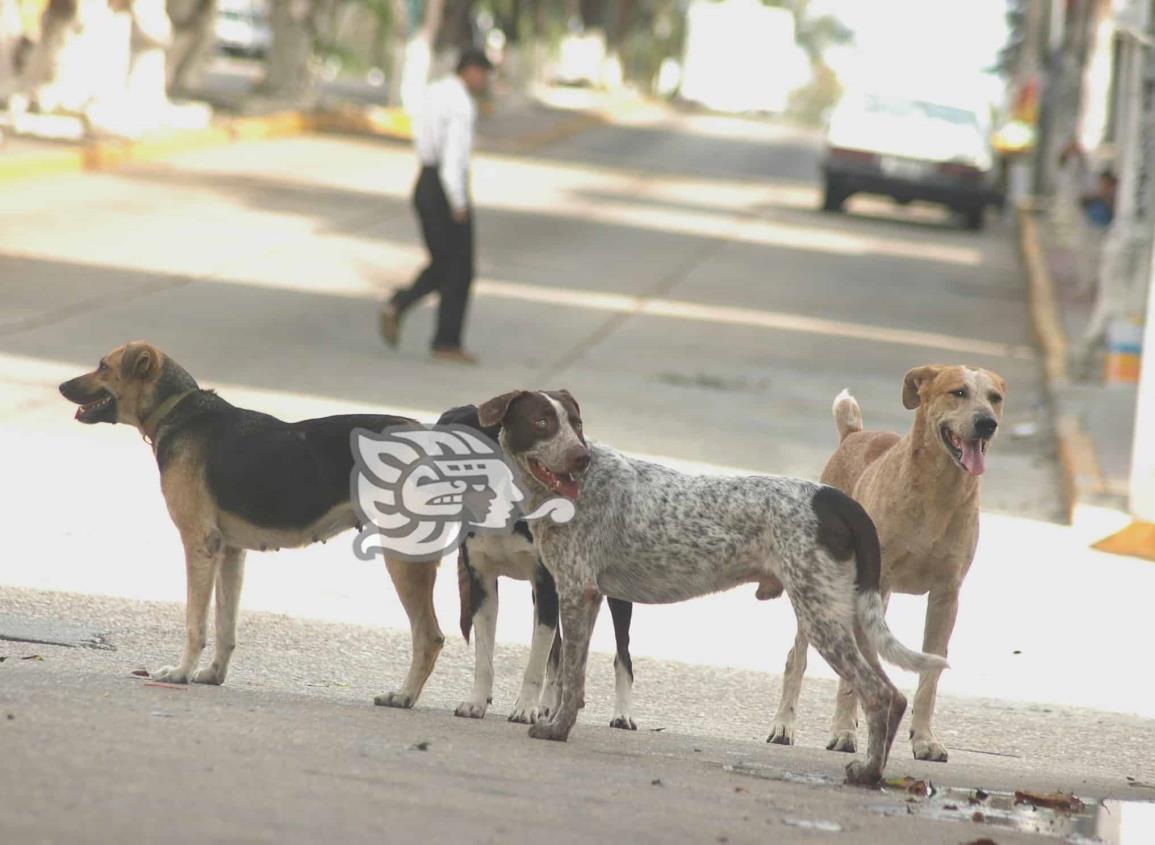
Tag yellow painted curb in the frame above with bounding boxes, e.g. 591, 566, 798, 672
313, 105, 412, 141
1093, 519, 1155, 562
0, 146, 86, 181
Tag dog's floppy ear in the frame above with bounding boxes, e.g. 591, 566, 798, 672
120, 341, 161, 381
902, 365, 943, 410
478, 390, 529, 428
553, 388, 580, 415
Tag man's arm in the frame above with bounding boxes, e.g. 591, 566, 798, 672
439, 101, 474, 221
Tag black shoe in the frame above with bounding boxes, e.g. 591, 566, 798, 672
378, 305, 401, 348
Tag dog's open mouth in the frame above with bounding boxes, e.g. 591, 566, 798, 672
528, 458, 581, 499
74, 390, 114, 424
940, 425, 989, 476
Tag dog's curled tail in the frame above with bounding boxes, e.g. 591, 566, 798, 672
833, 389, 863, 441
857, 591, 949, 673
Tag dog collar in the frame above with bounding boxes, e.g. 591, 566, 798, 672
141, 390, 195, 445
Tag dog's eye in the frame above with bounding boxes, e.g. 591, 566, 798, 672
989, 394, 1003, 405
535, 419, 548, 429
97, 361, 108, 372
951, 389, 967, 398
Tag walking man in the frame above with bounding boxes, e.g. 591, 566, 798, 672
380, 47, 492, 364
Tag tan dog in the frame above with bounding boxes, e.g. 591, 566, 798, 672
60, 341, 444, 705
769, 364, 1005, 762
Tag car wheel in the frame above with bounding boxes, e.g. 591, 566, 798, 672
962, 206, 985, 231
822, 179, 848, 213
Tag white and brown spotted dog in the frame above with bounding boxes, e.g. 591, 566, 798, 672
479, 388, 947, 786
770, 365, 1005, 761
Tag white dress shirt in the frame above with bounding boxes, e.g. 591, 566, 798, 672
413, 75, 476, 213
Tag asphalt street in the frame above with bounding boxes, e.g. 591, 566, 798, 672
3, 103, 1153, 842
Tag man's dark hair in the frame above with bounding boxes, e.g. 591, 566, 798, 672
456, 47, 493, 74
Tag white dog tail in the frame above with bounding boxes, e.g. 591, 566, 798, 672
857, 591, 949, 673
827, 485, 948, 674
833, 389, 863, 441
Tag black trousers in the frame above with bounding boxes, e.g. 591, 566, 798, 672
391, 166, 474, 349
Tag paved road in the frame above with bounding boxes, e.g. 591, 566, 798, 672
3, 105, 1154, 841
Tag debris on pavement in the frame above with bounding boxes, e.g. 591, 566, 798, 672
1126, 775, 1155, 790
409, 740, 431, 751
20, 654, 43, 661
650, 779, 663, 787
885, 775, 931, 796
130, 668, 150, 677
1012, 790, 1085, 812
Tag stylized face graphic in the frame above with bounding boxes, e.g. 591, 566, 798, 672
349, 423, 567, 561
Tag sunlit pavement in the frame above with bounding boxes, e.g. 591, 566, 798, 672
4, 107, 1154, 804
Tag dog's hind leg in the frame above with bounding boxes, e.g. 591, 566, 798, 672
826, 590, 890, 752
804, 617, 894, 786
509, 564, 558, 724
152, 535, 221, 684
456, 570, 498, 719
192, 546, 246, 685
528, 584, 600, 742
768, 627, 809, 745
608, 598, 637, 730
853, 616, 905, 770
375, 557, 444, 709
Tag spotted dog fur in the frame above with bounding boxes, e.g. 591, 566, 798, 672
479, 389, 948, 786
439, 403, 638, 729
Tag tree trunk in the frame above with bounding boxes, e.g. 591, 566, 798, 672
257, 0, 316, 102
166, 0, 215, 96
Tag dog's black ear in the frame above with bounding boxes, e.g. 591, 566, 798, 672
120, 342, 160, 381
478, 390, 528, 428
902, 365, 943, 410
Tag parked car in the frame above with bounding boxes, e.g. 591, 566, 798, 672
821, 90, 1001, 230
215, 0, 271, 59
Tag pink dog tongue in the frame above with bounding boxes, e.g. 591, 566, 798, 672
960, 440, 986, 476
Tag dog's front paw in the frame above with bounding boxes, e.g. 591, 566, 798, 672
911, 734, 949, 762
826, 730, 857, 753
507, 704, 540, 724
454, 700, 487, 719
528, 719, 571, 742
149, 665, 189, 684
767, 722, 795, 745
609, 715, 637, 731
843, 759, 882, 787
191, 665, 226, 686
374, 691, 414, 709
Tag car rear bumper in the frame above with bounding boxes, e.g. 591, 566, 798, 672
824, 160, 999, 208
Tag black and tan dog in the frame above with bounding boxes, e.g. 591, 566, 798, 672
60, 340, 444, 704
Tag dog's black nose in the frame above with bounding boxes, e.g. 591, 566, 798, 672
975, 416, 998, 438
570, 450, 591, 472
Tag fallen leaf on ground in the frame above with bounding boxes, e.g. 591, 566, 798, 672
142, 682, 187, 691
409, 740, 431, 751
0, 656, 7, 662
885, 775, 929, 796
651, 778, 663, 786
130, 668, 150, 677
1013, 790, 1084, 812
20, 655, 43, 661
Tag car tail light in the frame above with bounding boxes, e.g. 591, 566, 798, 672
940, 162, 983, 181
828, 147, 878, 165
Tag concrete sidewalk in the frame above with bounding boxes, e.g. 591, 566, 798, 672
0, 87, 631, 183
1019, 209, 1140, 525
